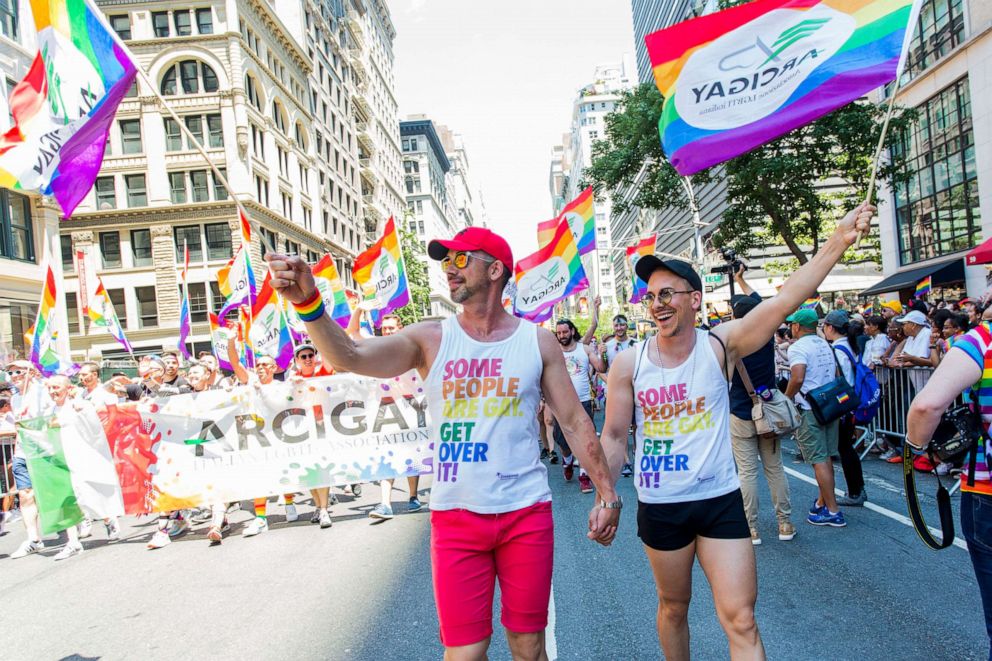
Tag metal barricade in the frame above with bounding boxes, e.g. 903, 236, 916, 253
855, 366, 934, 458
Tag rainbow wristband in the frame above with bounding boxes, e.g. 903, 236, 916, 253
293, 290, 325, 322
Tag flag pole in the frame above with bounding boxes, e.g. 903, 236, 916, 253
181, 239, 191, 360
855, 85, 901, 249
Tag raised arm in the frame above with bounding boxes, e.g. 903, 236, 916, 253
733, 265, 755, 296
267, 253, 430, 378
227, 334, 250, 384
579, 296, 601, 345
714, 203, 874, 362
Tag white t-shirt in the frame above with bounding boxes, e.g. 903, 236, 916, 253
903, 327, 932, 359
78, 386, 118, 407
788, 334, 836, 410
832, 337, 855, 385
562, 344, 592, 402
862, 334, 891, 366
603, 337, 636, 369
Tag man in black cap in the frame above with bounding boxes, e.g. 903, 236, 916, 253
599, 203, 874, 659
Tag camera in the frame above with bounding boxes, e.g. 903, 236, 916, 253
710, 247, 747, 275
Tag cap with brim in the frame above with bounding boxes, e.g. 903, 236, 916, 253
427, 227, 514, 272
895, 310, 929, 326
731, 295, 760, 319
785, 308, 819, 328
294, 343, 316, 357
823, 309, 850, 327
633, 256, 702, 292
5, 360, 31, 370
881, 300, 903, 314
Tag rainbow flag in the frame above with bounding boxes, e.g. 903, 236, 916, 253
800, 295, 822, 310
0, 0, 138, 217
208, 313, 234, 372
178, 242, 192, 358
626, 236, 657, 304
645, 0, 925, 175
352, 217, 410, 326
536, 217, 558, 249
708, 311, 722, 326
915, 275, 931, 298
513, 217, 588, 323
559, 186, 596, 255
31, 265, 78, 376
312, 255, 352, 329
218, 211, 256, 317
88, 279, 132, 355
249, 273, 293, 369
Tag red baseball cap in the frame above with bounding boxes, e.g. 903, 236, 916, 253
427, 227, 514, 272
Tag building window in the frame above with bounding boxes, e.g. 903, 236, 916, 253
902, 0, 966, 83
195, 8, 213, 34
95, 176, 116, 209
250, 123, 264, 159
119, 119, 142, 154
259, 227, 276, 258
152, 11, 169, 37
124, 79, 138, 99
100, 231, 122, 269
160, 60, 219, 96
187, 282, 208, 322
135, 286, 157, 328
131, 229, 152, 267
205, 222, 232, 260
254, 174, 269, 206
272, 102, 287, 133
164, 118, 182, 151
65, 292, 80, 334
169, 172, 187, 204
190, 170, 209, 202
109, 14, 131, 40
173, 10, 192, 36
125, 174, 146, 207
175, 225, 203, 262
106, 289, 126, 329
213, 169, 228, 201
892, 77, 979, 265
184, 115, 203, 146
208, 281, 224, 313
245, 75, 262, 111
206, 114, 223, 147
60, 235, 73, 270
0, 190, 33, 263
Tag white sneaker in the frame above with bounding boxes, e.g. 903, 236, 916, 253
319, 509, 333, 529
285, 504, 299, 523
11, 539, 43, 559
147, 530, 171, 550
243, 517, 268, 537
78, 518, 93, 539
106, 519, 121, 541
54, 543, 83, 561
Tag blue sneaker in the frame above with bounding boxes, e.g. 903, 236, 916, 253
808, 500, 826, 515
806, 509, 846, 527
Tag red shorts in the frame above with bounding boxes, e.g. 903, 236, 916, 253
430, 501, 554, 647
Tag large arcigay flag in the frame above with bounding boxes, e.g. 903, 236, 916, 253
0, 0, 138, 217
514, 217, 588, 323
646, 0, 924, 175
353, 217, 410, 326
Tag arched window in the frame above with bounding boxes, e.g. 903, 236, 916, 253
272, 101, 287, 134
161, 60, 219, 95
294, 122, 308, 151
245, 74, 262, 111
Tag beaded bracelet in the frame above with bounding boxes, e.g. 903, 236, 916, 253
293, 289, 326, 322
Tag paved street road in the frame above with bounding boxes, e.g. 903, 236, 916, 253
0, 430, 986, 660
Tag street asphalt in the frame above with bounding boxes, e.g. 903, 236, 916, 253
0, 419, 985, 660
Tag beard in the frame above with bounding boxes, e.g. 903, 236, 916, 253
451, 281, 479, 304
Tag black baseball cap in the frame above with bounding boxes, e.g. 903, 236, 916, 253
634, 256, 702, 292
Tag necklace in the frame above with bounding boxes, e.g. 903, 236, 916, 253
652, 330, 697, 397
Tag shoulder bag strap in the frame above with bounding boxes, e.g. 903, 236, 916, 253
834, 344, 857, 386
735, 358, 761, 407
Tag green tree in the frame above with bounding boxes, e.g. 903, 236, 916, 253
586, 83, 916, 265
396, 222, 431, 327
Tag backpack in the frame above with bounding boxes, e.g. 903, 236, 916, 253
834, 344, 881, 424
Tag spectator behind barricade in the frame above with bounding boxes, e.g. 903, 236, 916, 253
906, 313, 992, 654
822, 310, 867, 507
727, 284, 795, 545
880, 300, 903, 321
862, 316, 891, 372
161, 350, 189, 390
76, 361, 118, 407
892, 310, 933, 396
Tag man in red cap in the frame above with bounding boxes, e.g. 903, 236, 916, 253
266, 226, 620, 660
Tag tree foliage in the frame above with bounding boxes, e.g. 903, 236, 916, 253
587, 82, 916, 265
396, 222, 432, 327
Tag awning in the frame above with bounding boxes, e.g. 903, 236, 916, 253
967, 236, 992, 266
859, 257, 965, 297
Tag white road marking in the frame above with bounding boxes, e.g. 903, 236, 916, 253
546, 580, 558, 661
782, 465, 968, 551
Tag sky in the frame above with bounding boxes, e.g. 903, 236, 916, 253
390, 0, 636, 262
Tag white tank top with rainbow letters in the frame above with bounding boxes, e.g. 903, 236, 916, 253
425, 316, 550, 513
633, 329, 739, 504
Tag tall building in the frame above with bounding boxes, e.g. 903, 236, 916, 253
550, 60, 635, 310
863, 0, 992, 301
400, 116, 459, 317
0, 11, 66, 364
56, 0, 403, 360
437, 124, 488, 230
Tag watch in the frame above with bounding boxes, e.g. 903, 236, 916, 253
599, 495, 623, 510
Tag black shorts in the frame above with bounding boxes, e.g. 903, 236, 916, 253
637, 489, 750, 551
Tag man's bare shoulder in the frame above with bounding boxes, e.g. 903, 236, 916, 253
610, 345, 637, 379
535, 326, 562, 360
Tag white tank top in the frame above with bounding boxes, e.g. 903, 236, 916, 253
632, 329, 739, 504
562, 344, 592, 402
425, 316, 550, 513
